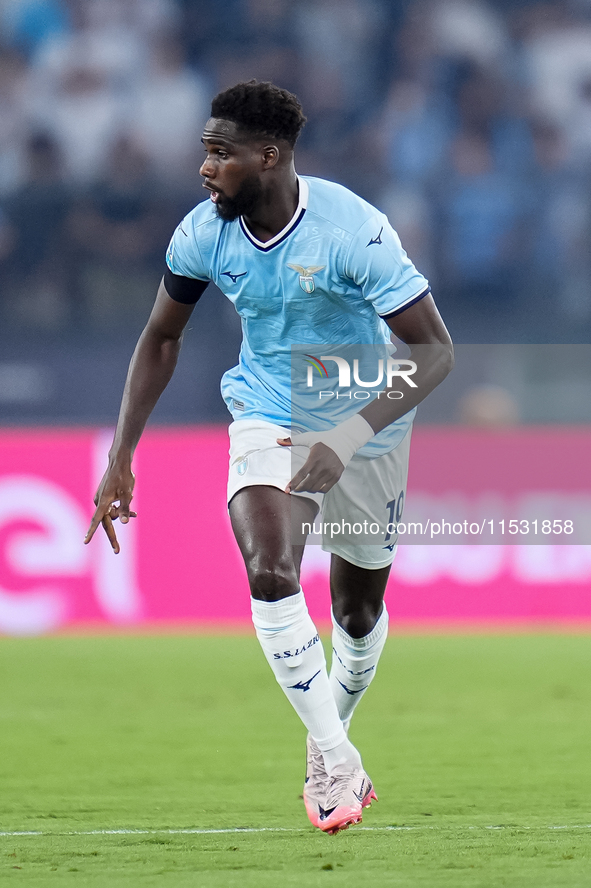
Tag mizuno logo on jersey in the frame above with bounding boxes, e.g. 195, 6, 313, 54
288, 670, 321, 692
287, 264, 326, 294
221, 271, 247, 283
367, 227, 383, 246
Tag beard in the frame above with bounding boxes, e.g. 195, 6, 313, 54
214, 174, 263, 222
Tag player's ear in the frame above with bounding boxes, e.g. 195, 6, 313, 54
262, 145, 280, 169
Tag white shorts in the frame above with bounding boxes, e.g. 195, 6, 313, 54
227, 419, 411, 570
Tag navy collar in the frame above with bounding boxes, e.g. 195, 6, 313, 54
239, 177, 308, 252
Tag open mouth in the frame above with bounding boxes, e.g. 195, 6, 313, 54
204, 183, 220, 203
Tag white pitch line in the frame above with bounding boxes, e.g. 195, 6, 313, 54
2, 824, 591, 838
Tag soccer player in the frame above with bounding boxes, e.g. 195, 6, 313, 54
85, 81, 453, 835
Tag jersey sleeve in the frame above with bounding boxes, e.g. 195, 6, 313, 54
344, 214, 430, 317
165, 209, 210, 281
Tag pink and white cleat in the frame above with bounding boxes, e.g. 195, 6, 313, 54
318, 766, 377, 835
303, 734, 330, 828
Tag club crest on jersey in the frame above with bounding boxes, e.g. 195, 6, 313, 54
287, 264, 325, 294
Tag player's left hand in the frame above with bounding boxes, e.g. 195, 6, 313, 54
277, 437, 345, 494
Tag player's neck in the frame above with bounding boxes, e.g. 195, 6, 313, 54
242, 171, 299, 243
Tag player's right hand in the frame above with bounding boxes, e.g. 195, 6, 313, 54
84, 464, 137, 555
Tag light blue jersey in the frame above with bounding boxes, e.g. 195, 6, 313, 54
166, 176, 429, 456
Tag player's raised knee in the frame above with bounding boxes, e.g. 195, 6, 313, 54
334, 605, 381, 640
249, 564, 300, 601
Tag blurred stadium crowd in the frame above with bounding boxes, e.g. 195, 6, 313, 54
0, 0, 590, 420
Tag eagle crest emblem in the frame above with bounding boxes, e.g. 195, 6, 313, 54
287, 264, 326, 294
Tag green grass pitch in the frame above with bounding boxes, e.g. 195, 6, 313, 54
1, 632, 591, 886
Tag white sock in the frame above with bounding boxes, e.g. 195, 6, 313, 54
330, 606, 389, 731
251, 590, 361, 773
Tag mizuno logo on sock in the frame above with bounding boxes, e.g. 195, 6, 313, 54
288, 670, 321, 692
337, 679, 368, 696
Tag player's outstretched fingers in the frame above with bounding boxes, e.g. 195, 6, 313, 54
85, 504, 108, 545
101, 514, 120, 554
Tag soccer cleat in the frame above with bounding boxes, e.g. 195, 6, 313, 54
303, 734, 330, 828
318, 766, 377, 835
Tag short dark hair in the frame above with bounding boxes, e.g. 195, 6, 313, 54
210, 81, 306, 148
